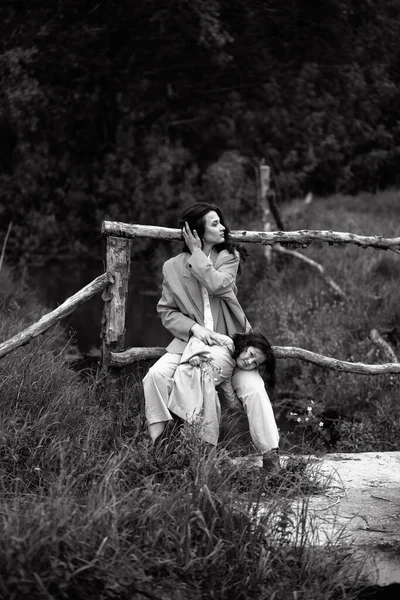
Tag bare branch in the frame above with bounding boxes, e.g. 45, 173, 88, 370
273, 245, 347, 300
0, 221, 13, 273
267, 189, 285, 230
264, 190, 346, 299
370, 329, 398, 363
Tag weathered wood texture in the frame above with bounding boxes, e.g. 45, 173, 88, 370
370, 328, 398, 363
275, 345, 400, 374
110, 345, 400, 374
0, 221, 13, 273
102, 221, 400, 252
259, 162, 272, 262
111, 347, 166, 365
0, 273, 111, 360
101, 237, 132, 371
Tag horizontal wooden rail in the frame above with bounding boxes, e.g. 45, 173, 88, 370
111, 347, 166, 364
275, 346, 400, 375
0, 272, 112, 361
102, 221, 400, 252
110, 345, 400, 375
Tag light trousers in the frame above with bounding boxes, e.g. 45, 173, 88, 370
143, 352, 279, 453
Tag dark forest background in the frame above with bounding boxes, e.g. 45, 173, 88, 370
1, 0, 400, 269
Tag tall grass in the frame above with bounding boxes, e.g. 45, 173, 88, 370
0, 263, 368, 598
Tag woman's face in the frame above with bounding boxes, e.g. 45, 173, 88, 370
236, 346, 266, 371
202, 211, 226, 247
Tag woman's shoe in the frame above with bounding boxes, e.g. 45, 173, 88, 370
262, 449, 280, 475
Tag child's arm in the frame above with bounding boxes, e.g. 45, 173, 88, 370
219, 377, 244, 412
180, 337, 210, 366
186, 334, 234, 366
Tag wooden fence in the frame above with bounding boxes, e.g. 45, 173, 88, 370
1, 221, 400, 376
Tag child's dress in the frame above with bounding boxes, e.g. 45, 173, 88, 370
167, 335, 241, 445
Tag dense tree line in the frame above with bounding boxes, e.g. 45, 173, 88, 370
0, 0, 399, 266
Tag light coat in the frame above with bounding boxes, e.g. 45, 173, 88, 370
157, 248, 252, 353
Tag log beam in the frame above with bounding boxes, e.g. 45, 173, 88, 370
110, 344, 400, 375
274, 346, 400, 374
102, 221, 400, 252
110, 347, 166, 365
0, 273, 111, 360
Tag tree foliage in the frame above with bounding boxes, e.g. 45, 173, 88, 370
0, 0, 399, 265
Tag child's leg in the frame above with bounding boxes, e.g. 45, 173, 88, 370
231, 368, 279, 453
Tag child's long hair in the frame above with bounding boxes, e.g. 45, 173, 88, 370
231, 332, 276, 390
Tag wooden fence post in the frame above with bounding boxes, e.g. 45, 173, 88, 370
259, 160, 273, 262
101, 236, 132, 406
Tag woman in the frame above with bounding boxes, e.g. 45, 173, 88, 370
142, 202, 280, 472
167, 332, 276, 448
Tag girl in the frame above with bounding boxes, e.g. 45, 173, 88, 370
167, 332, 276, 448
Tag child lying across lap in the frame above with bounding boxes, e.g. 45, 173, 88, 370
167, 332, 276, 446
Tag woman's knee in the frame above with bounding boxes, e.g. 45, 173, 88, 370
143, 353, 180, 383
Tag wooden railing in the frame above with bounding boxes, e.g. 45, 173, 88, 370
0, 273, 111, 360
101, 222, 400, 376
1, 221, 399, 376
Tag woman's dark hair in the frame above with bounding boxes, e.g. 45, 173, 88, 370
231, 332, 276, 389
179, 202, 248, 266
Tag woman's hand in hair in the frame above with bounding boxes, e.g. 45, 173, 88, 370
183, 221, 202, 254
